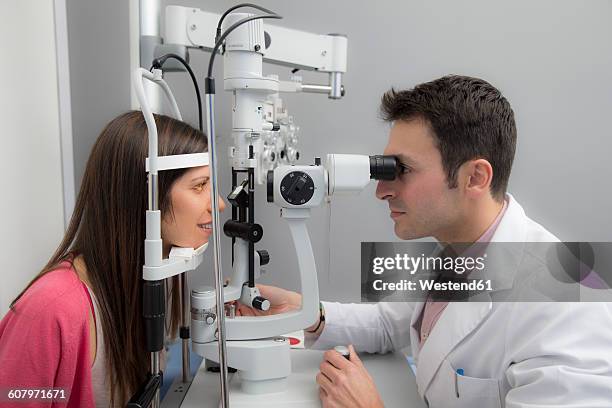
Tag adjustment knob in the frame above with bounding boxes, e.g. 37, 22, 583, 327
334, 345, 350, 360
267, 170, 274, 203
223, 220, 263, 243
252, 296, 270, 311
205, 314, 216, 325
280, 171, 315, 205
257, 250, 270, 266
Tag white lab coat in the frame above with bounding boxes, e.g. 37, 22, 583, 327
311, 194, 612, 407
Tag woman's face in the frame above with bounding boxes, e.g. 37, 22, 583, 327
161, 166, 226, 253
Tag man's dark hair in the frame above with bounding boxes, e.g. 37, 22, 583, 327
380, 75, 516, 201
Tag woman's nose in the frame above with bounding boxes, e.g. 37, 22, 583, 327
205, 194, 226, 213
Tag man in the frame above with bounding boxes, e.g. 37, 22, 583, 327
239, 75, 612, 407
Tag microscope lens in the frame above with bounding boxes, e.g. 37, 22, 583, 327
369, 155, 398, 181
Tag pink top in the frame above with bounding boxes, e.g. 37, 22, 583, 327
0, 261, 96, 407
418, 198, 508, 347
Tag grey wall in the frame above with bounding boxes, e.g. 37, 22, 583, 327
67, 0, 132, 188
0, 1, 66, 312
68, 0, 612, 303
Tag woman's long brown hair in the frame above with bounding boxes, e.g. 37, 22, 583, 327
11, 111, 208, 405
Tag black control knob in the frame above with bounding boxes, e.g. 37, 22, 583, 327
223, 220, 263, 243
267, 170, 274, 203
252, 296, 270, 311
280, 171, 315, 205
257, 250, 270, 266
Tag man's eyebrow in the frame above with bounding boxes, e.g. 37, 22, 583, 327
396, 155, 418, 166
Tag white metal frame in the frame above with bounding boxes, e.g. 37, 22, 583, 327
132, 67, 210, 281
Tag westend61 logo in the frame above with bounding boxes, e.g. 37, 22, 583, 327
371, 253, 486, 275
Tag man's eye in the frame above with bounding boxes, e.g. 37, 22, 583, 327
194, 182, 206, 191
398, 164, 412, 176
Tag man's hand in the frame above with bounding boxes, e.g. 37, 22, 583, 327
317, 345, 384, 408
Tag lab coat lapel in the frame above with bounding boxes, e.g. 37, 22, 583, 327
409, 301, 426, 359
414, 194, 526, 396
409, 243, 444, 361
415, 296, 492, 396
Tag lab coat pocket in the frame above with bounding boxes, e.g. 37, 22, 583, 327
455, 371, 502, 407
427, 360, 502, 408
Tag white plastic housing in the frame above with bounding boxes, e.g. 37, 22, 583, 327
193, 339, 291, 393
326, 154, 371, 195
223, 13, 265, 55
191, 286, 218, 344
164, 7, 348, 73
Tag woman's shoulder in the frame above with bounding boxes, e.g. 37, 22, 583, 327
0, 261, 95, 403
10, 261, 89, 323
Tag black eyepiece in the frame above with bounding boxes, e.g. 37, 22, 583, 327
369, 155, 398, 181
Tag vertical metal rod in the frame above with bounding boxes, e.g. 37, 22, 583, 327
179, 274, 191, 382
205, 91, 230, 408
248, 166, 255, 287
139, 0, 162, 113
141, 4, 164, 407
139, 0, 160, 36
150, 353, 160, 408
181, 339, 190, 382
147, 169, 160, 407
231, 169, 237, 265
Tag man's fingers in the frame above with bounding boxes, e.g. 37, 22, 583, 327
324, 349, 351, 370
319, 361, 341, 383
316, 371, 333, 393
348, 344, 363, 366
319, 388, 331, 408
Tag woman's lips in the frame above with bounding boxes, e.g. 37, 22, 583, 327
197, 223, 213, 233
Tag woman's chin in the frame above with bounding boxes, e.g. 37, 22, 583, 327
195, 237, 210, 248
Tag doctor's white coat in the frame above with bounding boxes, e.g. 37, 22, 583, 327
311, 194, 612, 407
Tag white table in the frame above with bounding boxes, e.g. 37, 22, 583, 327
163, 349, 427, 408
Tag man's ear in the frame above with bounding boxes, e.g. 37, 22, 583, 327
462, 159, 493, 198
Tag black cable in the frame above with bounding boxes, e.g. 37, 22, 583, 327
207, 14, 282, 78
216, 3, 277, 43
150, 54, 203, 132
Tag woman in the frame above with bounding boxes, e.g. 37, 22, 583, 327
0, 111, 225, 407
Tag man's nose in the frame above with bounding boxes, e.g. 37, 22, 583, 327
375, 180, 395, 201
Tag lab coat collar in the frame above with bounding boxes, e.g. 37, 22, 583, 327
491, 193, 528, 243
412, 193, 527, 397
445, 193, 528, 294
